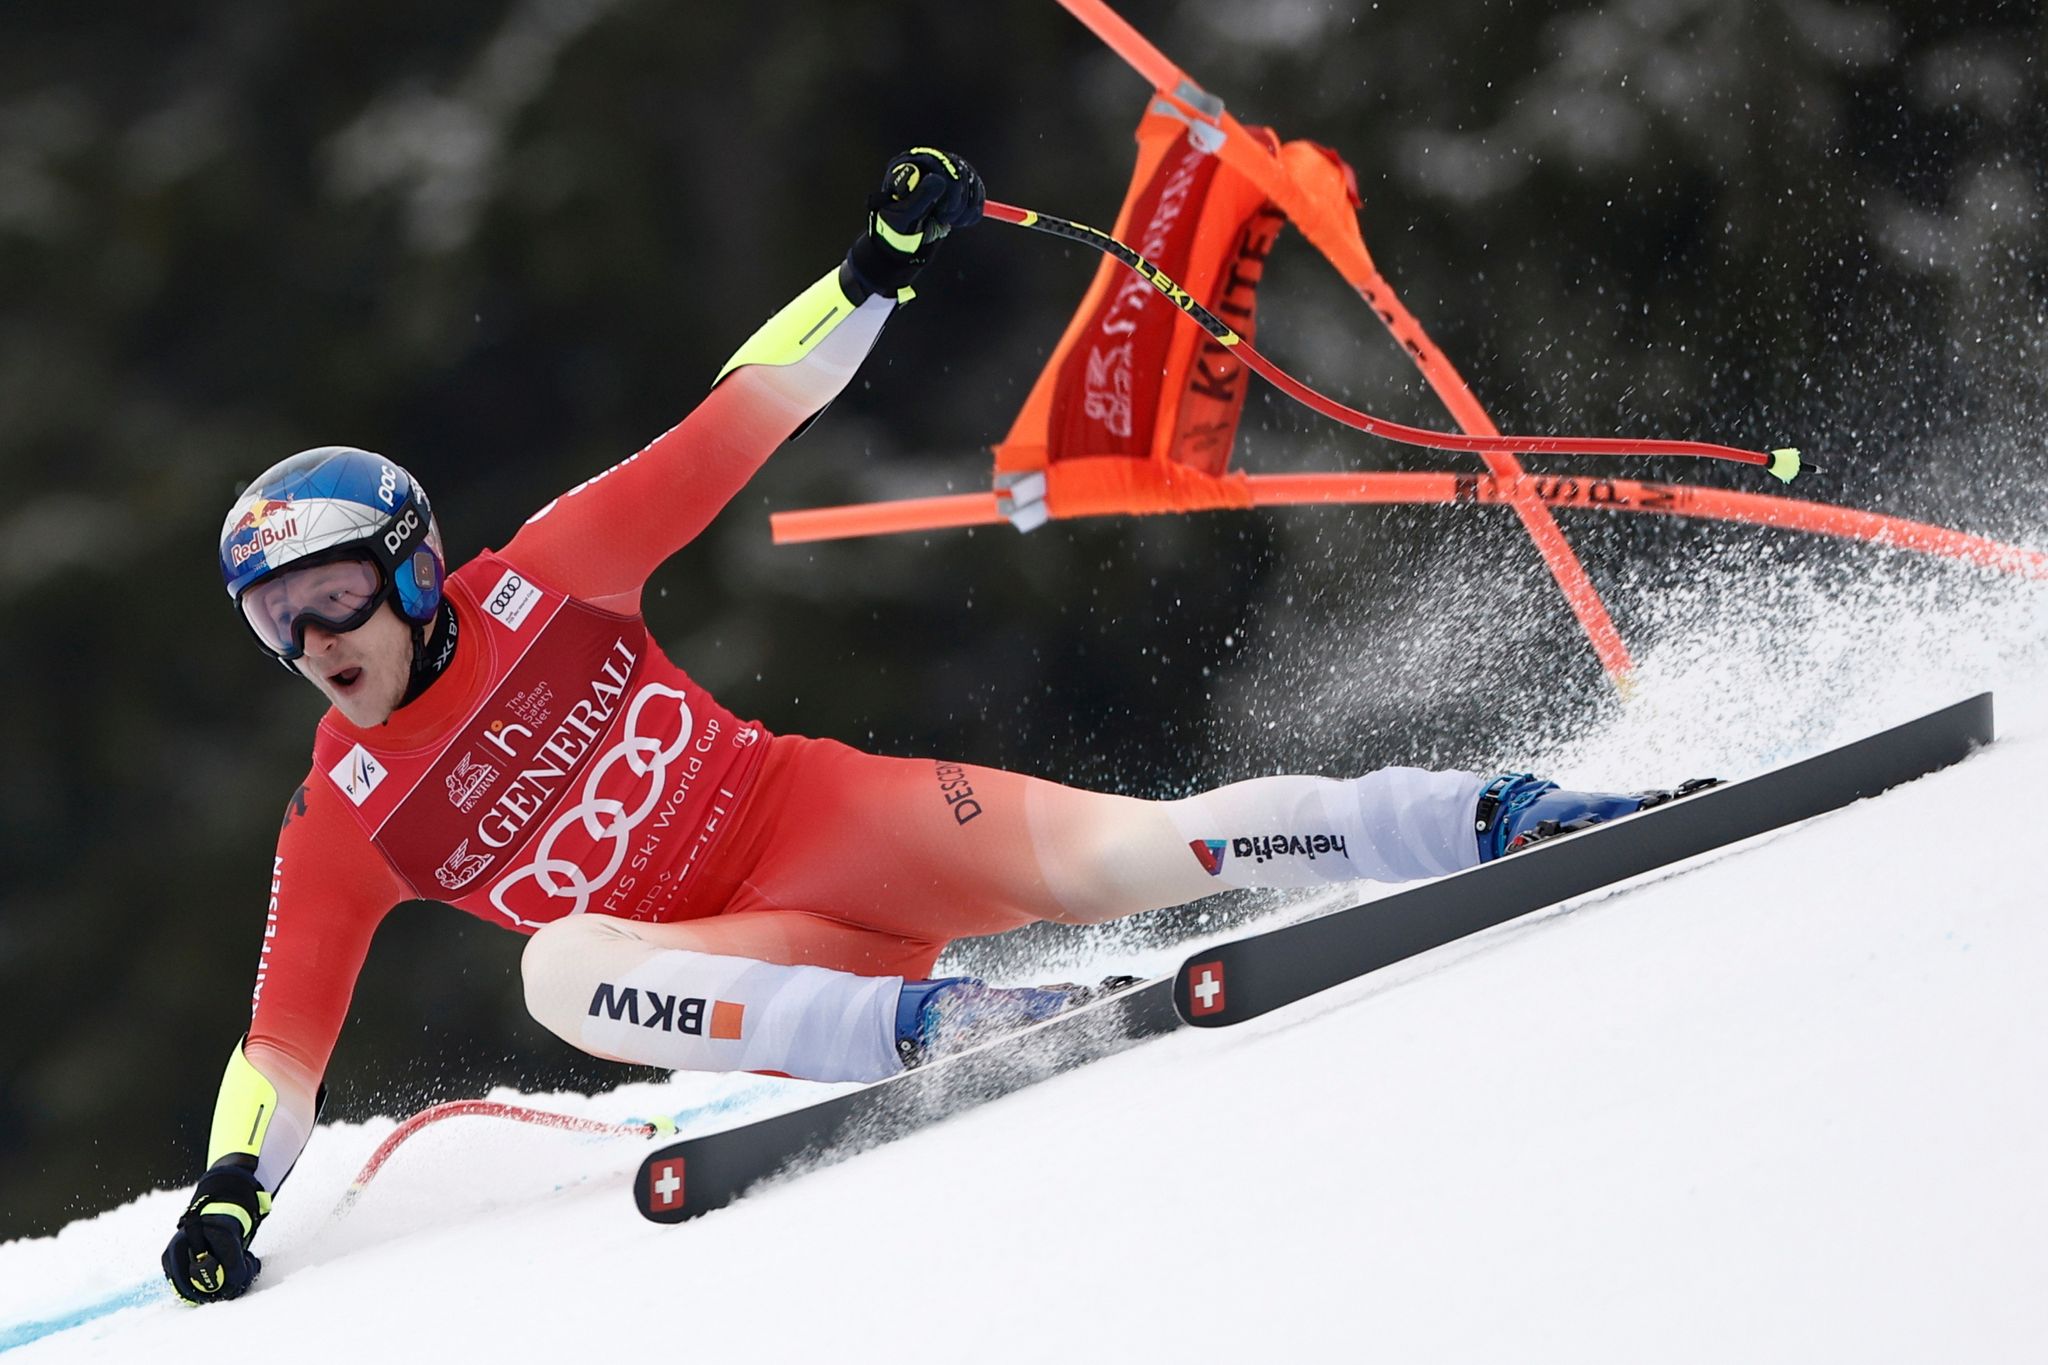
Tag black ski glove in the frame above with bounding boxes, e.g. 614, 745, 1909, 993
162, 1163, 266, 1303
842, 147, 985, 303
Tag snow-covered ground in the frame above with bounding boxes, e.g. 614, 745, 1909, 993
6, 556, 2046, 1363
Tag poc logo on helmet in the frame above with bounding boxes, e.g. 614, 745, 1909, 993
377, 463, 401, 508
383, 508, 421, 556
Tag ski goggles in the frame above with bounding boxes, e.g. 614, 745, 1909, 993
237, 554, 391, 660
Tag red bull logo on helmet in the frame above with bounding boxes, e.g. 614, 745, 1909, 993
227, 497, 300, 568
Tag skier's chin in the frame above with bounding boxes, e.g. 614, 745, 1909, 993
333, 694, 395, 727
321, 665, 401, 727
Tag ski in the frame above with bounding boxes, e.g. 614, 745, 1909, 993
636, 693, 1991, 1222
635, 976, 1180, 1222
1174, 692, 1994, 1027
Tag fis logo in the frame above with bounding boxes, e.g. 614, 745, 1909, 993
329, 744, 388, 806
1188, 839, 1228, 876
588, 984, 745, 1040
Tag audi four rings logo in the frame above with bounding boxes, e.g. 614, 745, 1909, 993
489, 683, 695, 926
483, 568, 542, 631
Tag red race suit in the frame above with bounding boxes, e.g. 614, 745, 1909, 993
238, 286, 936, 1185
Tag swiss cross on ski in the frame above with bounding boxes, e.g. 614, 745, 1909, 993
1187, 961, 1227, 1017
647, 1160, 685, 1212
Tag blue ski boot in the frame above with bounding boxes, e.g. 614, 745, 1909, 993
895, 975, 1141, 1068
1474, 773, 1719, 861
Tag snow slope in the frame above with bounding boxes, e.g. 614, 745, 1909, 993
6, 575, 2046, 1363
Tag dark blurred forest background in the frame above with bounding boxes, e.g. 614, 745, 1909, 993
3, 0, 2043, 1242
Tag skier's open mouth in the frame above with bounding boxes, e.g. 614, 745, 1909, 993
330, 666, 363, 691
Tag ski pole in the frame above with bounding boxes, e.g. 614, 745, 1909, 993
983, 199, 1804, 483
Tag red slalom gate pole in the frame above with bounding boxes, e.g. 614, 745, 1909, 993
337, 1100, 655, 1214
769, 470, 2048, 583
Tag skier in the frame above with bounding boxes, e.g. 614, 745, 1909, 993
164, 149, 1682, 1302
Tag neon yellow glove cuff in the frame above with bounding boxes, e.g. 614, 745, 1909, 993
714, 269, 868, 385
206, 1038, 280, 1169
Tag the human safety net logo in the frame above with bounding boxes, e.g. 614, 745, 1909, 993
487, 682, 696, 926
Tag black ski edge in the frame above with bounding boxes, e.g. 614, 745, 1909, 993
1174, 692, 1993, 1027
635, 977, 1180, 1223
